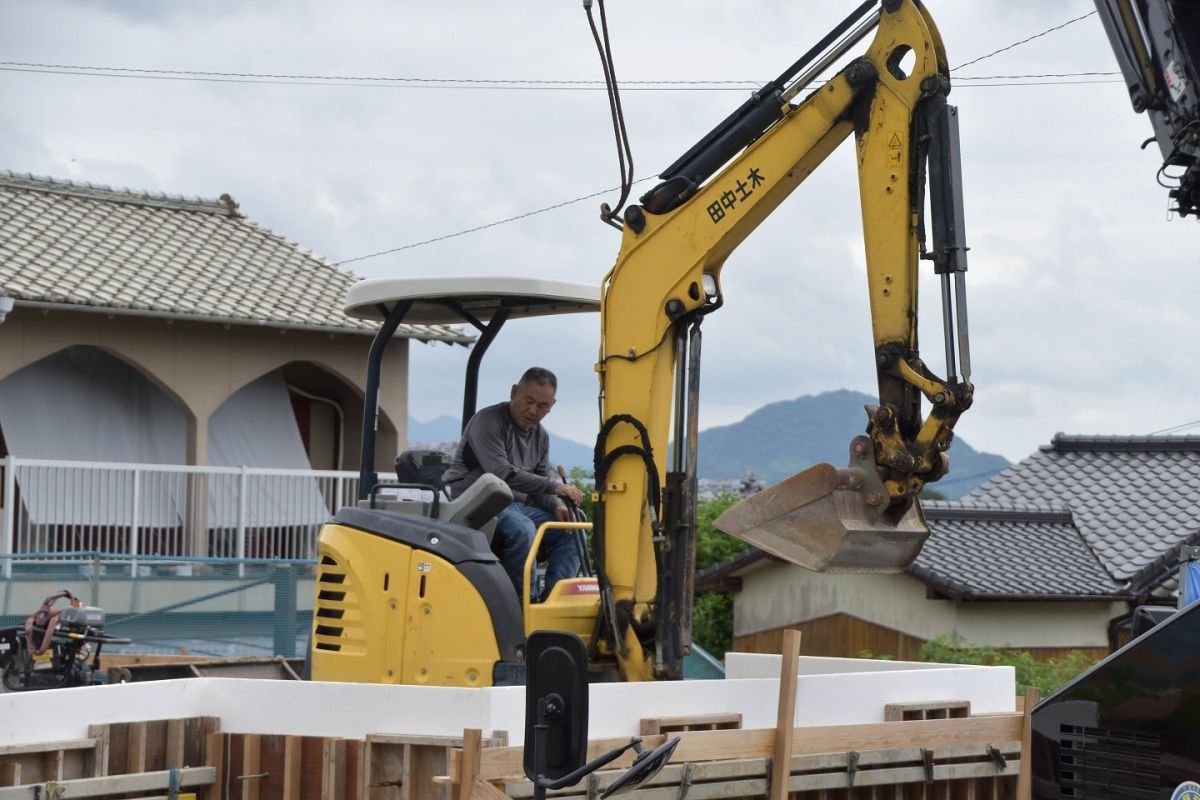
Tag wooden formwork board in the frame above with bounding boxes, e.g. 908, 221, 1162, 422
361, 734, 506, 800
448, 714, 1024, 800
205, 732, 366, 800
0, 738, 99, 787
498, 742, 1020, 799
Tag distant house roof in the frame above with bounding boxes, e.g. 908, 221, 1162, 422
965, 434, 1200, 585
696, 499, 1130, 601
698, 434, 1200, 601
0, 171, 471, 343
913, 501, 1126, 599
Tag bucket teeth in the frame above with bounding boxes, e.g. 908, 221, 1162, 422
713, 436, 930, 573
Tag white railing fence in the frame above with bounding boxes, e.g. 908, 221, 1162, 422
0, 457, 360, 573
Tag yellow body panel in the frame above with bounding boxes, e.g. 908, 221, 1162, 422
310, 523, 502, 687
526, 577, 602, 640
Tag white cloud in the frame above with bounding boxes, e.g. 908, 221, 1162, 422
3, 0, 1196, 465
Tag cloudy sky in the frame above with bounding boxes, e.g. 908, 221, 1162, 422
2, 1, 1196, 465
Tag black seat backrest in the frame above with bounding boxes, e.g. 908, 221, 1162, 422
395, 449, 451, 491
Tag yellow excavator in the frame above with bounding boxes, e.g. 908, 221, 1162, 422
309, 0, 973, 686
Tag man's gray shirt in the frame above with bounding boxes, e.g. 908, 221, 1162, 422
443, 402, 563, 512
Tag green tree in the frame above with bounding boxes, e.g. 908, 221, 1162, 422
917, 634, 1099, 695
567, 466, 595, 519
692, 491, 747, 659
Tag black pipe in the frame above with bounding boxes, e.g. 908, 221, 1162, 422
357, 300, 414, 500
461, 308, 512, 432
640, 0, 876, 215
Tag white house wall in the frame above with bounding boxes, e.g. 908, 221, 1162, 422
735, 561, 955, 641
952, 600, 1125, 649
0, 309, 408, 471
735, 561, 1122, 650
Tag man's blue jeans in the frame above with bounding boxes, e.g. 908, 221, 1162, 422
494, 502, 581, 601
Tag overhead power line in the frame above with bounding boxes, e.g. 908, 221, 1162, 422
951, 9, 1099, 71
3, 11, 1105, 263
332, 177, 657, 266
1147, 419, 1200, 435
0, 64, 1122, 91
0, 9, 1107, 93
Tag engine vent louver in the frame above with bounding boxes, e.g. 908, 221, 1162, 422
313, 553, 359, 652
1058, 725, 1161, 800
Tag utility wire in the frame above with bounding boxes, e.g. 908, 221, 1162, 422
0, 60, 761, 84
1147, 419, 1200, 435
951, 9, 1098, 71
0, 3, 1108, 93
0, 65, 1122, 90
953, 71, 1118, 80
332, 177, 657, 266
0, 67, 763, 90
4, 11, 1107, 264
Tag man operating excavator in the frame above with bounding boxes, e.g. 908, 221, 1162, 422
443, 367, 584, 601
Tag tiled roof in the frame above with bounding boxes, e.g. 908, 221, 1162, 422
965, 434, 1200, 583
914, 501, 1127, 599
696, 500, 1129, 600
0, 172, 470, 343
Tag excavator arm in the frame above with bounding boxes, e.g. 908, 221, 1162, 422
590, 0, 972, 681
1096, 0, 1200, 216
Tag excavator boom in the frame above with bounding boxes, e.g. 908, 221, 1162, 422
592, 0, 972, 681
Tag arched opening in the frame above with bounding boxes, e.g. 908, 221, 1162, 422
0, 345, 191, 555
0, 345, 188, 463
278, 361, 398, 474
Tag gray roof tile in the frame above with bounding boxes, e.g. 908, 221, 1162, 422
916, 501, 1126, 598
0, 172, 471, 343
965, 434, 1200, 583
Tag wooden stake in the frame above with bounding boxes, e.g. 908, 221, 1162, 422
458, 729, 482, 800
322, 738, 346, 800
205, 733, 226, 800
166, 719, 186, 770
243, 734, 263, 800
0, 763, 21, 788
125, 721, 148, 776
1016, 686, 1041, 800
770, 629, 802, 800
282, 736, 302, 800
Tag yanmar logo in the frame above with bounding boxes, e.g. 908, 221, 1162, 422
562, 580, 600, 595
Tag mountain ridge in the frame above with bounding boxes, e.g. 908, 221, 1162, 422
408, 389, 1008, 499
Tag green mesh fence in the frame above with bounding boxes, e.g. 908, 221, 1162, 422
0, 552, 314, 660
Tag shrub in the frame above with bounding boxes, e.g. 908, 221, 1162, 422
917, 633, 1100, 695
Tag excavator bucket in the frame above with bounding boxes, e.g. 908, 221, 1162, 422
714, 436, 930, 573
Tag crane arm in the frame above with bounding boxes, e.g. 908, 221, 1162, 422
1095, 0, 1200, 216
591, 0, 972, 681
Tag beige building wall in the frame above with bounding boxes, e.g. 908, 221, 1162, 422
0, 307, 408, 471
734, 560, 1122, 651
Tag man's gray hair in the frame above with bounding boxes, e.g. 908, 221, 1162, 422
519, 367, 557, 390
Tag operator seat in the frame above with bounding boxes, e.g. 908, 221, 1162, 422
357, 449, 512, 542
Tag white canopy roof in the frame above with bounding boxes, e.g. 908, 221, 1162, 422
344, 276, 600, 325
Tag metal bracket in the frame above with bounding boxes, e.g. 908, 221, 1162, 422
676, 762, 696, 800
846, 751, 860, 787
921, 748, 935, 784
168, 767, 182, 800
985, 744, 1008, 771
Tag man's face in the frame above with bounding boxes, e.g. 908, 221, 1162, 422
509, 380, 556, 431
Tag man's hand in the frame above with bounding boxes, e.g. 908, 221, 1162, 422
554, 505, 572, 522
554, 483, 584, 505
